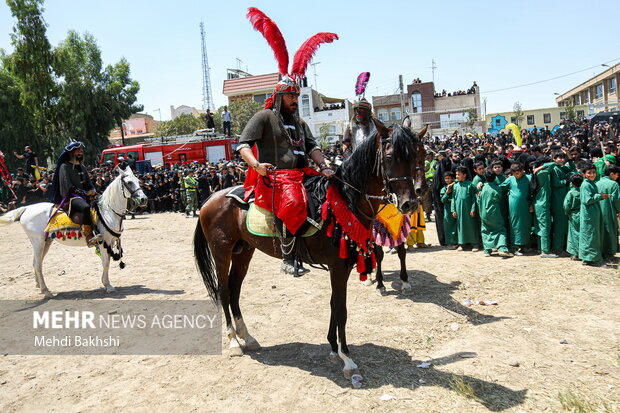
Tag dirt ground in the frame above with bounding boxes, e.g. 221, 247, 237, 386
0, 211, 619, 412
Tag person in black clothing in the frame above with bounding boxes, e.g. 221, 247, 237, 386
117, 156, 129, 170
13, 146, 39, 177
207, 169, 221, 193
48, 141, 101, 247
205, 109, 215, 130
197, 170, 211, 206
126, 154, 137, 172
220, 167, 236, 189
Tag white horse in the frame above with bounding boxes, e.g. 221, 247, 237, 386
0, 167, 147, 298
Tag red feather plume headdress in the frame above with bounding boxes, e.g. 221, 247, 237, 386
246, 7, 339, 106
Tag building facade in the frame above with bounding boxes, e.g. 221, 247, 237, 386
556, 63, 619, 114
108, 113, 160, 143
372, 80, 482, 135
298, 86, 352, 143
486, 105, 589, 135
222, 71, 281, 105
169, 105, 208, 120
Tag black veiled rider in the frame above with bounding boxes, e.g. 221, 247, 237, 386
49, 140, 102, 247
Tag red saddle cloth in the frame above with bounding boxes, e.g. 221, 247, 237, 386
244, 166, 319, 235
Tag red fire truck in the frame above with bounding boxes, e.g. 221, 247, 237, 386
100, 130, 237, 167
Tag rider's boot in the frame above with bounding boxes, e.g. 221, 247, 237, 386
280, 237, 299, 277
82, 225, 102, 247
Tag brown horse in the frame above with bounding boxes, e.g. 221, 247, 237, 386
193, 121, 427, 386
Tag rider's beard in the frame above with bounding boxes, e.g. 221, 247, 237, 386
75, 154, 83, 162
356, 115, 368, 124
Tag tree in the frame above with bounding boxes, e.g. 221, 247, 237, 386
103, 57, 143, 148
317, 123, 331, 149
53, 31, 114, 163
154, 113, 204, 137
5, 0, 57, 159
228, 99, 262, 135
564, 99, 577, 122
2, 0, 142, 166
0, 60, 36, 172
512, 101, 524, 127
465, 108, 478, 132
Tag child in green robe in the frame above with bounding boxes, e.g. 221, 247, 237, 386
440, 171, 458, 248
532, 157, 558, 258
500, 162, 533, 255
579, 163, 610, 266
563, 174, 582, 260
472, 162, 486, 194
596, 164, 620, 260
451, 166, 480, 251
479, 170, 512, 257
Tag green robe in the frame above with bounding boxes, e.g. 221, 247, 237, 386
472, 174, 486, 194
578, 179, 604, 263
495, 174, 506, 185
501, 175, 532, 247
549, 163, 570, 252
596, 176, 620, 258
440, 186, 458, 245
451, 180, 479, 245
478, 181, 508, 251
563, 187, 581, 257
533, 168, 552, 253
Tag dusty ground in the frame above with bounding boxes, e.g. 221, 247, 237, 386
0, 211, 618, 412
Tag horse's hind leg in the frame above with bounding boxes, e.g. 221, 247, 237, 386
229, 248, 260, 351
213, 247, 243, 356
397, 244, 412, 294
31, 237, 52, 298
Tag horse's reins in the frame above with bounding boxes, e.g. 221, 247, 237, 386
334, 135, 424, 221
96, 175, 141, 237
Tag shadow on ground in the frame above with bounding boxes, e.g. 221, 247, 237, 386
248, 342, 526, 411
376, 269, 509, 325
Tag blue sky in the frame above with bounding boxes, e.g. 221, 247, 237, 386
1, 0, 618, 120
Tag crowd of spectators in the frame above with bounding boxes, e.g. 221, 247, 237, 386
434, 82, 478, 98
314, 102, 346, 112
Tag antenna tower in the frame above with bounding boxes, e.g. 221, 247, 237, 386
200, 22, 215, 111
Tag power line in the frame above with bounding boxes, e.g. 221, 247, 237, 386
481, 57, 620, 94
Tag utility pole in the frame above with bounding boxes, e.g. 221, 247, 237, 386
399, 74, 405, 120
429, 59, 437, 84
310, 62, 321, 92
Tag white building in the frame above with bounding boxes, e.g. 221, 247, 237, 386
298, 87, 352, 143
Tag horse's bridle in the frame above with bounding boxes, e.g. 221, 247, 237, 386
336, 134, 423, 221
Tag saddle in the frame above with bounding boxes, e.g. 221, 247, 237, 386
44, 206, 97, 240
226, 179, 326, 238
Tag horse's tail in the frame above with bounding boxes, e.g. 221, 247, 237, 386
193, 218, 218, 303
0, 206, 27, 225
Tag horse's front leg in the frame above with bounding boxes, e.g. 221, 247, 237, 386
31, 237, 52, 298
100, 244, 115, 293
328, 262, 363, 387
397, 243, 412, 294
374, 245, 386, 295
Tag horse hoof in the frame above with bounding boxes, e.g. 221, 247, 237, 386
343, 368, 361, 380
229, 345, 244, 357
35, 283, 40, 289
350, 374, 364, 389
105, 286, 117, 293
401, 282, 413, 295
362, 278, 373, 286
41, 290, 53, 299
244, 338, 261, 351
377, 287, 387, 296
328, 352, 340, 364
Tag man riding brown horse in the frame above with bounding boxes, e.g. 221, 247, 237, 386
237, 10, 337, 276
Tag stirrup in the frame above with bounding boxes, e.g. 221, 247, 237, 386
87, 234, 103, 247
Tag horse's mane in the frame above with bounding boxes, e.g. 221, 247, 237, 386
98, 173, 122, 208
335, 124, 418, 209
